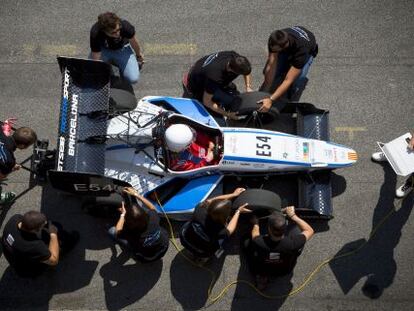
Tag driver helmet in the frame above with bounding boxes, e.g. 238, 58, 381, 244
165, 124, 195, 152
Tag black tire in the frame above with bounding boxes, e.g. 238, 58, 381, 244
82, 193, 123, 218
109, 88, 137, 112
232, 189, 282, 217
234, 91, 281, 125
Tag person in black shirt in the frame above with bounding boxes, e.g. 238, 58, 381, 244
0, 124, 37, 205
1, 211, 79, 277
183, 51, 252, 122
108, 187, 169, 262
245, 206, 314, 290
90, 12, 144, 84
179, 188, 251, 262
258, 26, 318, 112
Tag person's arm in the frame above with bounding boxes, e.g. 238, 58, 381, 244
91, 52, 101, 60
284, 206, 314, 241
250, 216, 260, 239
129, 36, 144, 65
202, 92, 238, 120
42, 225, 60, 266
226, 203, 251, 235
114, 202, 127, 234
244, 74, 253, 92
257, 66, 301, 113
136, 194, 156, 211
206, 188, 246, 204
262, 52, 278, 91
123, 187, 156, 210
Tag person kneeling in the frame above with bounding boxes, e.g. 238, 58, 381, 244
245, 206, 314, 290
108, 187, 169, 263
165, 124, 219, 171
179, 188, 250, 263
1, 211, 79, 277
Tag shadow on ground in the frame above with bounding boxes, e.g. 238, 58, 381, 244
330, 163, 414, 299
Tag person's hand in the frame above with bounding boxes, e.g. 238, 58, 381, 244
118, 202, 127, 216
12, 164, 21, 171
257, 97, 273, 113
206, 149, 215, 162
232, 187, 246, 197
237, 203, 252, 213
123, 187, 139, 197
225, 111, 239, 120
136, 54, 145, 69
408, 135, 414, 150
282, 206, 296, 218
49, 224, 58, 235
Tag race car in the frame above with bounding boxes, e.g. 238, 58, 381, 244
32, 57, 357, 220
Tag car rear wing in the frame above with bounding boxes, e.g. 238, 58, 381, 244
56, 57, 111, 175
48, 170, 131, 196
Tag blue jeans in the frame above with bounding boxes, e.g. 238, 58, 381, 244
95, 44, 140, 84
278, 54, 313, 99
262, 53, 313, 100
108, 226, 129, 247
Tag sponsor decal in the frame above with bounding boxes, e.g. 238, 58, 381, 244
283, 152, 288, 159
73, 183, 115, 192
222, 160, 235, 165
252, 163, 265, 168
60, 68, 70, 134
256, 136, 272, 157
68, 94, 78, 156
57, 136, 65, 171
303, 142, 309, 160
347, 152, 358, 161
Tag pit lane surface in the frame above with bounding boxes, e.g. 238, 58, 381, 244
0, 1, 413, 310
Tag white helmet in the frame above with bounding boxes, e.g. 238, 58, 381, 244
165, 124, 194, 152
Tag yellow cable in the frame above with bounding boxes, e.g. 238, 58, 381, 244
154, 184, 412, 305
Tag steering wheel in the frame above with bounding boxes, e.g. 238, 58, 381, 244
213, 136, 223, 159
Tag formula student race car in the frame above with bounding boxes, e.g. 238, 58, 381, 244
31, 57, 357, 220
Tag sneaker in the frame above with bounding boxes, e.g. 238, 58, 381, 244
396, 179, 413, 198
0, 191, 16, 205
371, 152, 387, 162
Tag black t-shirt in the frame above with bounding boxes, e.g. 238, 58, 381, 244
118, 209, 168, 258
0, 131, 16, 175
248, 233, 306, 275
188, 51, 240, 98
183, 203, 230, 255
268, 26, 318, 69
1, 215, 51, 277
90, 19, 135, 52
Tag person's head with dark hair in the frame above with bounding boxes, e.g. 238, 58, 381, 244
267, 211, 287, 239
124, 203, 149, 232
98, 12, 121, 38
207, 199, 232, 225
21, 211, 47, 232
228, 55, 252, 76
268, 30, 290, 53
12, 127, 37, 149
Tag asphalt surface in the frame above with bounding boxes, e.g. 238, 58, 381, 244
1, 0, 414, 310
